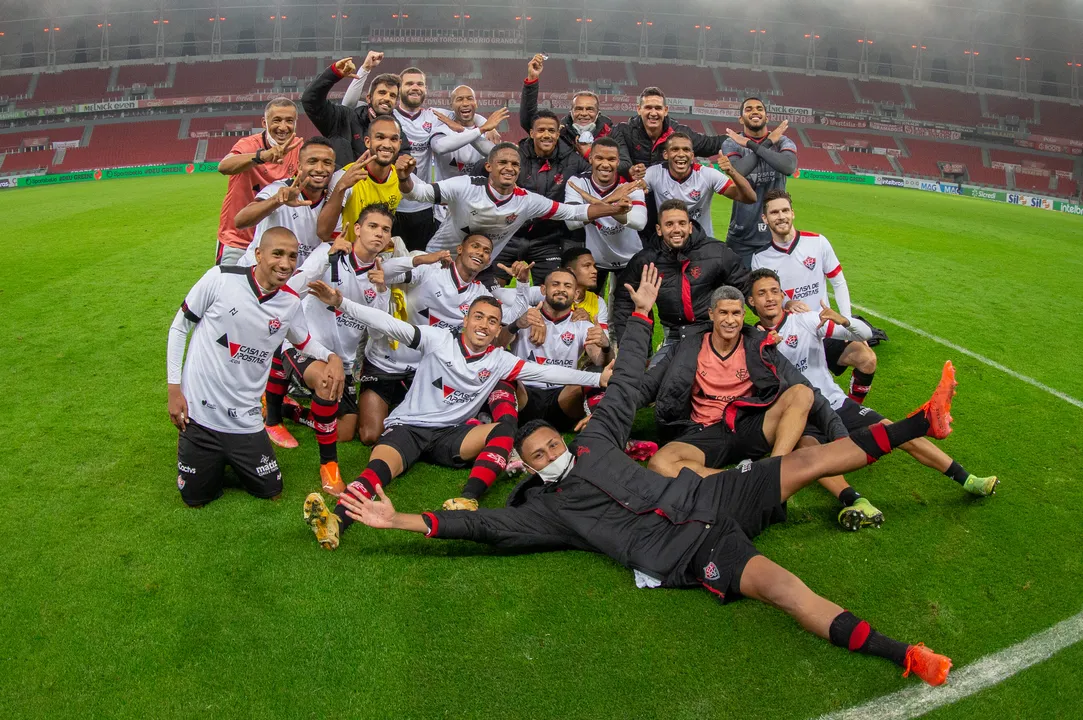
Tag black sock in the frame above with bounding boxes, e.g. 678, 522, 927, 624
848, 369, 875, 404
829, 611, 909, 666
944, 460, 969, 485
849, 415, 930, 464
885, 414, 929, 447
839, 486, 861, 507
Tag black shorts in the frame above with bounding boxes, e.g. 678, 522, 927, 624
823, 338, 855, 376
392, 207, 438, 252
519, 386, 579, 433
357, 361, 413, 409
176, 421, 282, 506
672, 409, 772, 468
686, 456, 787, 603
282, 348, 359, 417
377, 423, 474, 471
804, 399, 886, 443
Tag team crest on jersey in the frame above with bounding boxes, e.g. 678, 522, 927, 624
560, 331, 575, 347
477, 368, 492, 381
785, 335, 799, 348
758, 222, 768, 232
422, 121, 433, 132
689, 265, 702, 279
688, 189, 702, 201
268, 317, 281, 335
576, 446, 590, 456
505, 213, 518, 225
803, 256, 817, 271
553, 173, 564, 185
458, 302, 471, 314
364, 287, 377, 303
735, 368, 750, 381
703, 562, 720, 581
216, 333, 271, 365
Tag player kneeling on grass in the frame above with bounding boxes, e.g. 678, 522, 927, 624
167, 227, 344, 507
317, 264, 955, 686
302, 284, 612, 545
264, 203, 405, 496
747, 268, 998, 529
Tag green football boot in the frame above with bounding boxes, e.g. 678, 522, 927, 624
838, 496, 885, 531
962, 474, 999, 497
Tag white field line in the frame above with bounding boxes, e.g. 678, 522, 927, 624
816, 608, 1083, 720
852, 302, 1083, 410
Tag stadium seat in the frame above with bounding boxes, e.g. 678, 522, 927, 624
984, 94, 1035, 121
56, 120, 197, 170
900, 139, 1006, 186
795, 147, 840, 171
187, 116, 263, 136
1012, 172, 1052, 193
473, 58, 532, 92
988, 148, 1074, 173
573, 60, 629, 86
1055, 177, 1078, 198
0, 73, 31, 100
162, 60, 259, 97
0, 150, 53, 174
719, 68, 772, 94
837, 151, 895, 174
32, 68, 111, 105
906, 86, 984, 126
414, 58, 476, 79
804, 128, 899, 151
774, 74, 860, 113
634, 63, 716, 99
855, 80, 907, 106
1033, 102, 1083, 141
0, 126, 83, 152
115, 64, 170, 89
204, 136, 242, 162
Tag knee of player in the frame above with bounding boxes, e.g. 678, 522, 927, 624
785, 384, 814, 410
857, 345, 878, 372
358, 424, 383, 446
647, 452, 676, 476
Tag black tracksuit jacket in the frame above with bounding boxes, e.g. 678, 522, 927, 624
301, 64, 377, 169
610, 225, 750, 343
635, 324, 848, 444
422, 314, 728, 587
518, 78, 615, 146
608, 116, 726, 178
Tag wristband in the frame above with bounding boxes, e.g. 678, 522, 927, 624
252, 149, 265, 165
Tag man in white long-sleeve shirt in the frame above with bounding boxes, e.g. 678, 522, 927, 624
748, 268, 999, 530
400, 143, 631, 281
752, 189, 879, 405
166, 227, 344, 507
301, 282, 613, 549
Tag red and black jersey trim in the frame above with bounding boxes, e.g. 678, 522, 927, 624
540, 307, 572, 324
449, 262, 474, 293
485, 183, 515, 206
181, 302, 201, 324
770, 231, 801, 255
456, 332, 496, 362
396, 106, 424, 122
245, 267, 280, 303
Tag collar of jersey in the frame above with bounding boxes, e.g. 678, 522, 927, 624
666, 162, 700, 184
589, 176, 618, 197
763, 310, 789, 333
770, 231, 800, 255
247, 268, 280, 303
349, 252, 377, 274
456, 331, 494, 361
449, 262, 474, 292
540, 306, 572, 324
485, 183, 514, 206
396, 106, 424, 121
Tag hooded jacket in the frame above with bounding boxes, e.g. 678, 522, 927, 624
301, 63, 378, 169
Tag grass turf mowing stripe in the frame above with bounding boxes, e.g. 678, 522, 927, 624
816, 607, 1083, 720
851, 302, 1083, 411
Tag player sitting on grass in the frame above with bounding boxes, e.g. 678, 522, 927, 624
320, 263, 955, 687
644, 285, 846, 479
167, 227, 343, 507
302, 284, 612, 545
748, 268, 999, 529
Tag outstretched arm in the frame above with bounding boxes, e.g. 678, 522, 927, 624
309, 280, 424, 348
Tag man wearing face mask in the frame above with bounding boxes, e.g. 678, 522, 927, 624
326, 262, 958, 689
518, 53, 615, 149
609, 200, 749, 360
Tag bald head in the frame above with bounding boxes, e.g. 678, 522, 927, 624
260, 226, 298, 250
451, 85, 479, 124
253, 227, 299, 290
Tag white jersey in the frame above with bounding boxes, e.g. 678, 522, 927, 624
337, 300, 601, 428
509, 309, 595, 389
644, 162, 733, 237
751, 230, 849, 316
395, 106, 449, 213
432, 114, 488, 183
407, 175, 590, 263
169, 266, 329, 433
767, 311, 872, 410
288, 244, 402, 374
563, 173, 647, 270
525, 285, 609, 329
362, 257, 528, 374
239, 180, 336, 267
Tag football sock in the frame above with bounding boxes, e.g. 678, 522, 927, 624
311, 396, 339, 464
944, 460, 969, 486
265, 351, 288, 426
849, 415, 930, 464
336, 459, 392, 532
584, 385, 606, 414
848, 369, 875, 404
462, 382, 519, 500
839, 486, 861, 507
830, 611, 909, 666
282, 403, 314, 428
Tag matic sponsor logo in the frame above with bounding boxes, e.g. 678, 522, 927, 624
255, 455, 280, 478
216, 333, 272, 365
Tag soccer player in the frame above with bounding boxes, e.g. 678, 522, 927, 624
514, 248, 611, 330
316, 115, 405, 246
355, 234, 531, 447
302, 54, 400, 170
609, 200, 749, 358
563, 137, 648, 298
401, 143, 631, 273
167, 227, 343, 507
504, 268, 610, 432
301, 285, 611, 536
747, 268, 999, 527
519, 53, 615, 147
429, 87, 508, 187
262, 204, 405, 496
321, 263, 956, 688
215, 97, 303, 265
233, 137, 337, 267
752, 190, 878, 405
722, 99, 798, 265
643, 132, 757, 236
642, 285, 845, 479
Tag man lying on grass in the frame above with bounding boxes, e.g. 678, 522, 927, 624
309, 263, 958, 686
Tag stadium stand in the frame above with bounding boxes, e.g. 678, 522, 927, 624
719, 68, 773, 93
682, 119, 709, 134
837, 151, 895, 174
900, 139, 1006, 185
774, 74, 860, 113
417, 58, 476, 78
855, 80, 908, 106
804, 128, 899, 149
0, 73, 31, 99
906, 86, 985, 126
187, 116, 263, 135
163, 60, 259, 97
988, 148, 1074, 173
572, 60, 629, 85
794, 147, 839, 171
0, 126, 83, 151
985, 94, 1035, 121
474, 58, 530, 91
32, 68, 110, 105
204, 136, 241, 162
1034, 102, 1083, 141
1013, 172, 1052, 193
57, 120, 195, 170
634, 63, 717, 99
0, 150, 53, 173
261, 59, 294, 83
1055, 177, 1078, 198
115, 64, 170, 89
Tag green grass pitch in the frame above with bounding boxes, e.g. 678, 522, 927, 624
1, 175, 1082, 719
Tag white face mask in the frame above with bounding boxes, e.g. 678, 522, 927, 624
532, 450, 575, 484
571, 121, 595, 135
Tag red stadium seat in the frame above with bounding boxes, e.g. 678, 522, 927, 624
0, 150, 53, 173
0, 73, 31, 99
1054, 177, 1078, 198
1012, 172, 1052, 193
1033, 102, 1083, 141
984, 94, 1035, 121
56, 120, 197, 170
774, 74, 859, 113
161, 60, 259, 98
988, 148, 1073, 173
32, 68, 111, 105
719, 68, 772, 94
795, 147, 840, 171
855, 80, 907, 106
115, 64, 170, 89
906, 86, 984, 126
804, 128, 898, 150
204, 136, 243, 162
900, 139, 1005, 186
634, 63, 717, 99
0, 126, 83, 152
837, 151, 895, 174
473, 58, 532, 92
573, 61, 629, 86
187, 116, 263, 135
